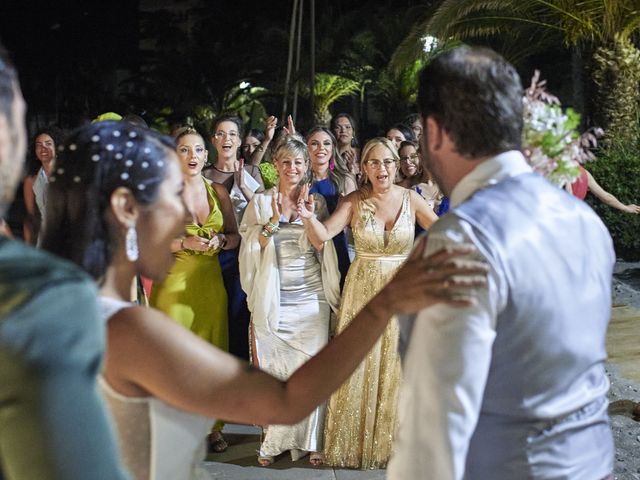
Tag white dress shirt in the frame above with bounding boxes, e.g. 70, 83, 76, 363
388, 150, 614, 479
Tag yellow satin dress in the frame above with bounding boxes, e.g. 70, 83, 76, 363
150, 178, 228, 350
323, 189, 414, 469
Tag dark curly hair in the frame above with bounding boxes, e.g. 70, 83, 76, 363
42, 121, 176, 281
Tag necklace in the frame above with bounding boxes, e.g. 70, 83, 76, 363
212, 165, 234, 174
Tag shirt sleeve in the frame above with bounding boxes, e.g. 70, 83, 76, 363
388, 218, 506, 480
0, 279, 131, 480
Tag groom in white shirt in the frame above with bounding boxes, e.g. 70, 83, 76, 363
388, 46, 614, 480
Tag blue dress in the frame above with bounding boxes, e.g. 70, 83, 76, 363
310, 178, 350, 290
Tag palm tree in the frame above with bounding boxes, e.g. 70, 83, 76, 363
392, 0, 640, 143
307, 73, 360, 125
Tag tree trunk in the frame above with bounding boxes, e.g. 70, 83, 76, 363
591, 36, 640, 147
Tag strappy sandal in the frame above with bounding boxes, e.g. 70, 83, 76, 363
257, 455, 274, 466
207, 431, 228, 453
309, 452, 324, 466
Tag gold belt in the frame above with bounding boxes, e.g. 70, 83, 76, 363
355, 252, 407, 261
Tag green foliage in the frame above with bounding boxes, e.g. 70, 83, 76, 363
586, 141, 640, 260
305, 73, 360, 126
259, 163, 279, 190
393, 0, 640, 142
147, 81, 269, 138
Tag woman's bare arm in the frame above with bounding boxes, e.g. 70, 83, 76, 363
586, 170, 640, 214
300, 190, 356, 245
104, 239, 487, 426
411, 189, 439, 229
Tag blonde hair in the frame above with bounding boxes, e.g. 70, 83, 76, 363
359, 137, 399, 198
273, 135, 312, 186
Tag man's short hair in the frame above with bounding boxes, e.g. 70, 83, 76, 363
0, 42, 18, 124
418, 46, 523, 158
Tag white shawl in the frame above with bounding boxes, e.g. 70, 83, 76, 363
239, 193, 340, 334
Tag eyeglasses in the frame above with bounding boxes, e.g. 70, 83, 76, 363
213, 131, 239, 140
366, 159, 396, 169
399, 153, 419, 163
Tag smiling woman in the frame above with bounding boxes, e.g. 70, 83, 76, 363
306, 126, 356, 289
204, 114, 264, 367
298, 137, 438, 469
239, 135, 341, 466
39, 121, 487, 480
23, 125, 63, 244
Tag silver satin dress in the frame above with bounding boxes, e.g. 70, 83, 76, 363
256, 218, 330, 459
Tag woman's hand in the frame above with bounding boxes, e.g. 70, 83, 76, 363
283, 115, 296, 136
342, 149, 360, 175
270, 187, 282, 224
208, 233, 227, 251
623, 203, 640, 214
264, 116, 277, 143
182, 234, 213, 252
234, 158, 246, 189
375, 236, 489, 316
296, 183, 315, 219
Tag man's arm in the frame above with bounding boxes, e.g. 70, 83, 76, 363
0, 279, 130, 479
389, 222, 505, 480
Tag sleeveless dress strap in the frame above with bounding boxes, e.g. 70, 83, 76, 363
99, 296, 133, 325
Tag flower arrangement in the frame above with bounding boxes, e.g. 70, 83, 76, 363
522, 71, 602, 187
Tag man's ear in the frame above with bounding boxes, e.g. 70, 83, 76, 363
425, 116, 444, 152
109, 186, 139, 228
0, 113, 8, 169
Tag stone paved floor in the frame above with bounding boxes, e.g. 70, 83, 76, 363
202, 424, 385, 479
201, 263, 640, 479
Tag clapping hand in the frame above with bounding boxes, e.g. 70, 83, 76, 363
342, 148, 360, 175
234, 158, 246, 188
296, 183, 315, 219
270, 187, 282, 224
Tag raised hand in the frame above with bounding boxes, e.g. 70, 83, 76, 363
376, 237, 489, 315
296, 183, 315, 219
270, 187, 282, 224
283, 114, 296, 136
342, 148, 360, 175
264, 116, 278, 143
234, 158, 246, 188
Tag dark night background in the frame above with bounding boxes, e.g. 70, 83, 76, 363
0, 0, 572, 136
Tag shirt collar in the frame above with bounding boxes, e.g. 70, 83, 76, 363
449, 150, 531, 207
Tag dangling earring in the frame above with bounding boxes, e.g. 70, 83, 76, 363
126, 226, 139, 262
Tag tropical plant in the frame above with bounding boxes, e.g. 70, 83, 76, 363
393, 0, 640, 143
306, 73, 360, 125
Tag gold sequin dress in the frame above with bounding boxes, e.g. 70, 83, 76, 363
323, 189, 414, 469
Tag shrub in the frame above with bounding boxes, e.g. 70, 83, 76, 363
586, 140, 640, 260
